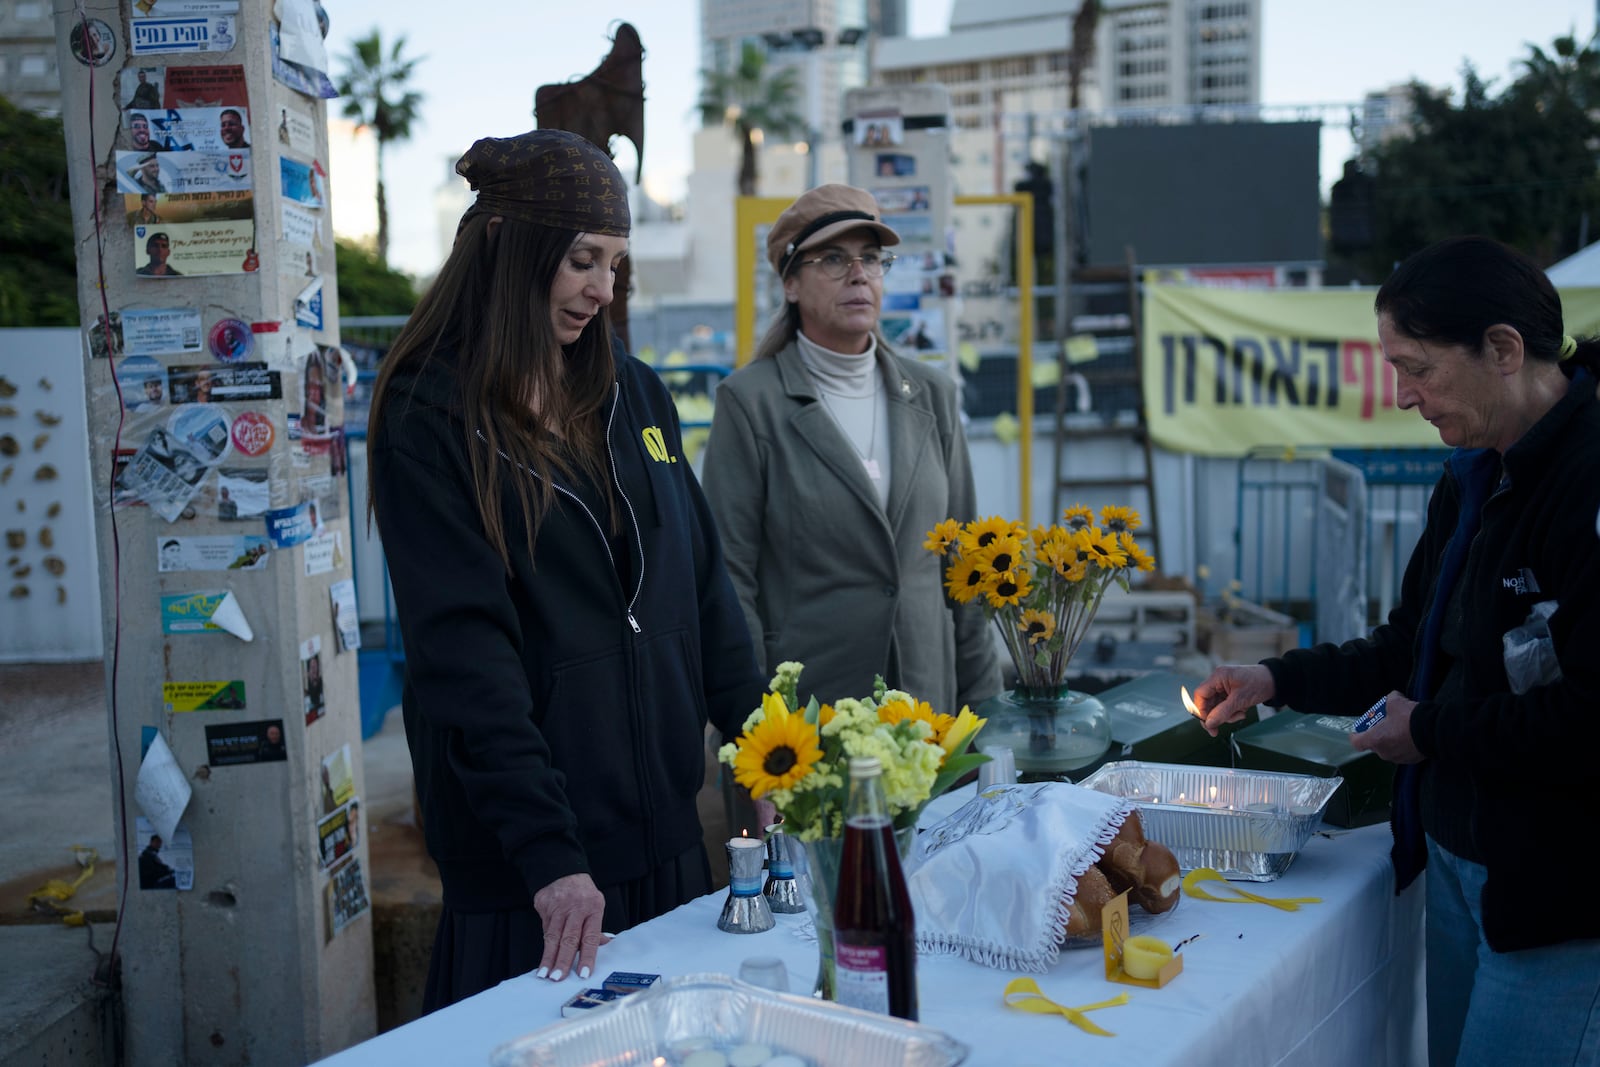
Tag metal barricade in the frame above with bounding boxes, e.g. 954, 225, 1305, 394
1329, 448, 1450, 626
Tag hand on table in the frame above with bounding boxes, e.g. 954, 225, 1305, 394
533, 872, 610, 982
1193, 664, 1276, 737
1350, 691, 1423, 764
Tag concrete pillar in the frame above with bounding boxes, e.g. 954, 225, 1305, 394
52, 4, 376, 1062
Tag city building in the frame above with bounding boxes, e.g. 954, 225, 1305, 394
1356, 82, 1416, 159
0, 0, 60, 116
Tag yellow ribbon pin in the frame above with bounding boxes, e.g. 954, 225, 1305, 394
1003, 977, 1130, 1036
1182, 868, 1321, 911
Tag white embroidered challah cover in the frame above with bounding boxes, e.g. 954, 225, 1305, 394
905, 782, 1133, 973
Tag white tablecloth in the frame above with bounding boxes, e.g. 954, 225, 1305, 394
315, 822, 1425, 1067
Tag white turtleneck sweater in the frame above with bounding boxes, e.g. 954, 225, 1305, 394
795, 331, 891, 508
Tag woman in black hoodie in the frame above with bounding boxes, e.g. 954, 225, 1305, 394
367, 129, 763, 1012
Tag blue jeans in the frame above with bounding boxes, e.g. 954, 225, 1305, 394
1426, 836, 1600, 1066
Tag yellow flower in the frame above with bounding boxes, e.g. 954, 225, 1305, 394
983, 568, 1031, 608
1019, 608, 1055, 644
731, 695, 824, 799
878, 695, 955, 741
1100, 505, 1142, 534
817, 701, 836, 728
1120, 532, 1156, 572
939, 706, 987, 757
976, 535, 1025, 576
1061, 505, 1095, 532
958, 516, 1017, 553
945, 556, 987, 604
1082, 527, 1128, 569
923, 518, 961, 554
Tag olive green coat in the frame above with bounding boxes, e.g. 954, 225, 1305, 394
701, 342, 1001, 715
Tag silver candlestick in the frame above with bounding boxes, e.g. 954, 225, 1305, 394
717, 837, 775, 934
763, 822, 805, 914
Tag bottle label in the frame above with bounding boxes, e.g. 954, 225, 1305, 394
835, 942, 890, 1015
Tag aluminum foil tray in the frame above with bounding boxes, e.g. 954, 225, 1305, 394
1078, 761, 1341, 881
489, 973, 969, 1067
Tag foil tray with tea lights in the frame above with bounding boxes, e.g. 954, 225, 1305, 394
1077, 761, 1341, 881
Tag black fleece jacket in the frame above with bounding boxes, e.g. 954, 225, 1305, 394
370, 348, 765, 912
1262, 372, 1600, 952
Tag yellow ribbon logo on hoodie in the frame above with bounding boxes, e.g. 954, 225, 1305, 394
641, 426, 675, 463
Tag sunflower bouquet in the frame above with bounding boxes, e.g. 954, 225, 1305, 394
924, 505, 1156, 690
718, 662, 989, 843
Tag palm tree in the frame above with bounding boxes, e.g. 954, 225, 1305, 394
698, 42, 805, 197
336, 30, 424, 265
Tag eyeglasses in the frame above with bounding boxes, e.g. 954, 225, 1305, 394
797, 251, 896, 279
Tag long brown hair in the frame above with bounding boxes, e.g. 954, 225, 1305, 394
367, 213, 618, 569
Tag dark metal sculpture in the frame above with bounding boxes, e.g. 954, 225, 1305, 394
535, 22, 646, 348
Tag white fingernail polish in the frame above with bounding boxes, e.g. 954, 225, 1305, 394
551, 970, 563, 982
579, 966, 590, 979
536, 967, 548, 979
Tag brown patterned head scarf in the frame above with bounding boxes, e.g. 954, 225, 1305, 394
455, 129, 630, 236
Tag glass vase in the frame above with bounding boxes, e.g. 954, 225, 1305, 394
790, 827, 915, 1001
975, 685, 1111, 779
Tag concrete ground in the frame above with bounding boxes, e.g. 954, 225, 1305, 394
0, 659, 736, 1063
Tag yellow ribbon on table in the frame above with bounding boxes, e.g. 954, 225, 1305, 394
1002, 977, 1130, 1037
1182, 868, 1321, 911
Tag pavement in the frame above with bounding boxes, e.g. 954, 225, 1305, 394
0, 659, 736, 1062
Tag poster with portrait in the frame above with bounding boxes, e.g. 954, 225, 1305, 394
315, 796, 360, 868
854, 111, 903, 148
320, 744, 354, 814
114, 405, 230, 520
298, 345, 344, 462
135, 816, 194, 890
129, 191, 255, 277
168, 362, 281, 404
116, 355, 166, 412
216, 466, 268, 519
125, 106, 251, 152
204, 718, 287, 765
301, 633, 325, 724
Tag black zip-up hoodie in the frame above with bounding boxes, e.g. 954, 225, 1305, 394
370, 347, 765, 912
1262, 371, 1600, 952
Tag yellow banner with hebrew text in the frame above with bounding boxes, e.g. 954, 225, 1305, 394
1141, 284, 1600, 456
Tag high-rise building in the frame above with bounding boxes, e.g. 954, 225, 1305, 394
699, 0, 879, 146
875, 0, 1261, 132
0, 0, 62, 116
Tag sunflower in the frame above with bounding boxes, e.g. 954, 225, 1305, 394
1120, 532, 1156, 572
1019, 608, 1056, 645
958, 516, 1018, 554
817, 701, 836, 728
976, 535, 1025, 576
1100, 505, 1142, 534
878, 696, 955, 742
945, 556, 987, 604
1061, 505, 1095, 532
923, 518, 961, 554
1082, 526, 1129, 569
983, 567, 1032, 608
731, 695, 824, 799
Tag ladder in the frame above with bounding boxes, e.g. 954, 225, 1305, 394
1049, 249, 1161, 552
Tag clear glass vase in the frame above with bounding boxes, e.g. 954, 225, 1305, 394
975, 685, 1111, 778
789, 827, 916, 1001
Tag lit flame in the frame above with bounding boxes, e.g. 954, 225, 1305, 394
1180, 686, 1204, 719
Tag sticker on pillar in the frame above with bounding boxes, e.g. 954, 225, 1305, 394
301, 634, 326, 724
303, 530, 342, 576
131, 207, 256, 278
855, 112, 903, 148
204, 718, 287, 765
135, 817, 194, 890
264, 499, 315, 546
325, 855, 371, 940
119, 150, 250, 196
170, 362, 281, 404
298, 346, 344, 459
67, 18, 117, 67
118, 67, 166, 111
316, 796, 360, 868
116, 420, 224, 521
207, 317, 254, 362
874, 153, 916, 178
295, 277, 324, 329
282, 201, 321, 248
216, 466, 268, 518
88, 313, 125, 359
279, 156, 326, 208
133, 0, 243, 18
228, 413, 274, 458
135, 732, 192, 842
156, 534, 270, 571
299, 473, 340, 518
276, 106, 316, 154
120, 307, 204, 357
130, 15, 237, 56
116, 356, 167, 412
271, 22, 338, 99
320, 744, 354, 814
163, 679, 246, 711
124, 105, 250, 151
159, 590, 254, 639
330, 578, 360, 652
873, 186, 930, 213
